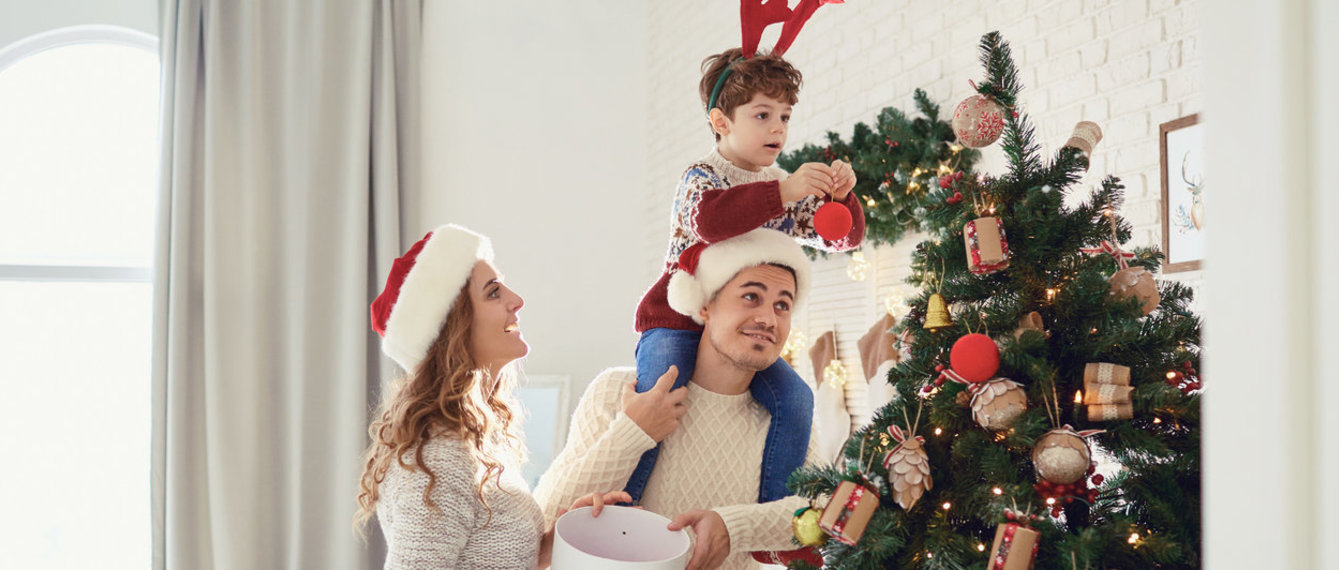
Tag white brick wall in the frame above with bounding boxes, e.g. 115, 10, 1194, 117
644, 0, 1202, 387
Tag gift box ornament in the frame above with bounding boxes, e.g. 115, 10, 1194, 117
1109, 266, 1159, 315
1084, 362, 1131, 386
818, 480, 880, 546
988, 520, 1041, 570
971, 377, 1028, 431
1064, 121, 1104, 169
1087, 402, 1134, 422
964, 216, 1010, 275
1082, 383, 1133, 405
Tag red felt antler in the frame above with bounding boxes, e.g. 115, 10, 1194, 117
740, 0, 841, 58
740, 0, 793, 58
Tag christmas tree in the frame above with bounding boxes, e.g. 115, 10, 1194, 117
788, 32, 1202, 569
778, 89, 982, 251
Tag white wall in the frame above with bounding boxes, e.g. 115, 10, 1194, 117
644, 0, 1203, 400
1204, 1, 1336, 568
0, 0, 155, 47
420, 2, 650, 397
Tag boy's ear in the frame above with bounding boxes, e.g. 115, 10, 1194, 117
709, 108, 731, 137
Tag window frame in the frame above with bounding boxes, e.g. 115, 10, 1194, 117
0, 24, 158, 285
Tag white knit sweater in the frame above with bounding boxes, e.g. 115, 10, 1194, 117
533, 367, 821, 570
377, 436, 544, 569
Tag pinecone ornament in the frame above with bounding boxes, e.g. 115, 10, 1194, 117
970, 377, 1027, 430
882, 425, 932, 510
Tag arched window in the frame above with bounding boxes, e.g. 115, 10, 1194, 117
0, 25, 158, 568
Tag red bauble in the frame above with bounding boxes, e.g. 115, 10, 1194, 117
949, 333, 1000, 383
814, 200, 853, 240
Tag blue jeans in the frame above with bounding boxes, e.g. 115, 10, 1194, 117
623, 327, 814, 503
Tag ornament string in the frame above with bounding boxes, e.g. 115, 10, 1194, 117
1081, 209, 1133, 270
884, 404, 926, 470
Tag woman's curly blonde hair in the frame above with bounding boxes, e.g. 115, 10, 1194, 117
355, 286, 525, 535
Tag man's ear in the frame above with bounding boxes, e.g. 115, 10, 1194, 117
709, 108, 731, 137
698, 302, 711, 325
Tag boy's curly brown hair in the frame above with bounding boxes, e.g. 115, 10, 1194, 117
698, 47, 803, 140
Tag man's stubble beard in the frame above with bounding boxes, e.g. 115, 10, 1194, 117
707, 332, 777, 373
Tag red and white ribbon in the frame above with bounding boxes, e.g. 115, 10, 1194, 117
1081, 240, 1135, 270
881, 425, 926, 469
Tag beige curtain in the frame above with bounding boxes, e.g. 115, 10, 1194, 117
151, 0, 419, 567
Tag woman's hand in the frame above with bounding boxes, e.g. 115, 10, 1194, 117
563, 490, 635, 518
622, 366, 689, 442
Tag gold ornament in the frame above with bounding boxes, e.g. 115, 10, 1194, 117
846, 251, 870, 281
792, 507, 827, 547
923, 293, 953, 331
823, 359, 849, 388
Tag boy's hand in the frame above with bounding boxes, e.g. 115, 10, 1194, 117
622, 366, 688, 442
779, 162, 835, 203
831, 160, 857, 200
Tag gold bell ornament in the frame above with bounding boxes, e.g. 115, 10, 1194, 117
923, 293, 953, 331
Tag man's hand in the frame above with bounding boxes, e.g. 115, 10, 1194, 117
622, 366, 688, 442
830, 159, 857, 200
667, 509, 731, 570
779, 162, 835, 203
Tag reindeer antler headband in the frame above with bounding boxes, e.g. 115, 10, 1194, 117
706, 0, 844, 114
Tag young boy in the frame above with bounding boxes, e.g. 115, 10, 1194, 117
626, 47, 865, 503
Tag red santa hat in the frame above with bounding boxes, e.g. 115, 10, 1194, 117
370, 224, 494, 372
667, 228, 811, 325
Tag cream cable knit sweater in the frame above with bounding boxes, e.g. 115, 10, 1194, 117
377, 436, 544, 569
534, 367, 821, 570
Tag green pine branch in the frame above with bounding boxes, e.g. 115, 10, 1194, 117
787, 32, 1202, 570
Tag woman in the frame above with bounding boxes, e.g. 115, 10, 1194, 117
355, 224, 629, 569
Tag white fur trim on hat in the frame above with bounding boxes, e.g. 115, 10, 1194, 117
666, 229, 811, 325
380, 224, 494, 372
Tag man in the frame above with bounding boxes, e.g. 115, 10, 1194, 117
534, 229, 821, 570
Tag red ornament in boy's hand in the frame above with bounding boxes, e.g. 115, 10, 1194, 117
814, 200, 853, 240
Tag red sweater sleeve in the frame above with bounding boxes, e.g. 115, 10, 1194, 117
837, 190, 866, 248
692, 181, 786, 243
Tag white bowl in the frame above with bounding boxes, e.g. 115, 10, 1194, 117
551, 506, 690, 569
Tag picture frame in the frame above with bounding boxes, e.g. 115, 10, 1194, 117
1159, 114, 1204, 272
515, 374, 572, 487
